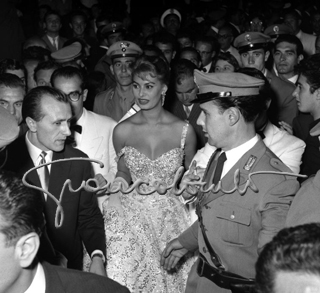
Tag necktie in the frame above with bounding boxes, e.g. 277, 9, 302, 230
53, 37, 58, 51
184, 106, 191, 118
39, 151, 50, 191
212, 150, 227, 185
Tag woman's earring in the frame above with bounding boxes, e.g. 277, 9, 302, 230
161, 92, 166, 106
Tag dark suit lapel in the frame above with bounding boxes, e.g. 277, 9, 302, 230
188, 104, 201, 123
201, 140, 267, 205
42, 262, 66, 293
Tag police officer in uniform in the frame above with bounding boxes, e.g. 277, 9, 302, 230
161, 71, 299, 293
93, 41, 142, 122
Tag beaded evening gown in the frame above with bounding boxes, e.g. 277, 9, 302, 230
103, 123, 194, 293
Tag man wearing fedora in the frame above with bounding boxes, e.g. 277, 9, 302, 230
161, 71, 299, 293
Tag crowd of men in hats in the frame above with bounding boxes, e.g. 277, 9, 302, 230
2, 0, 320, 292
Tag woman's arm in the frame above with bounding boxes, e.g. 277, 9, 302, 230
112, 123, 132, 185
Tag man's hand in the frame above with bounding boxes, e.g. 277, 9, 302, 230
95, 173, 108, 196
89, 257, 107, 277
161, 238, 189, 271
180, 161, 203, 200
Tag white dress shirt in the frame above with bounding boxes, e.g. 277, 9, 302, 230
25, 263, 46, 293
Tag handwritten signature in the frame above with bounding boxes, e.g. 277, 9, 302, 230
22, 157, 306, 228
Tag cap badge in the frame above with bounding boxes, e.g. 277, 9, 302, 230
111, 23, 117, 29
120, 42, 130, 52
273, 26, 279, 34
245, 34, 251, 42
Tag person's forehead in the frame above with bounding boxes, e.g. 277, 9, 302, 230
46, 14, 60, 21
108, 32, 123, 38
276, 41, 297, 52
37, 68, 55, 77
54, 75, 82, 87
242, 48, 265, 54
40, 95, 71, 116
181, 51, 197, 59
155, 42, 173, 50
196, 42, 212, 50
113, 56, 135, 63
0, 86, 24, 98
72, 15, 85, 23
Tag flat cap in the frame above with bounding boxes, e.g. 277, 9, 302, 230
160, 8, 181, 27
101, 22, 125, 37
192, 70, 264, 104
264, 24, 293, 40
107, 41, 142, 59
0, 107, 19, 148
234, 32, 271, 53
51, 42, 82, 63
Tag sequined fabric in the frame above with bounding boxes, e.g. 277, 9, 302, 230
103, 126, 194, 292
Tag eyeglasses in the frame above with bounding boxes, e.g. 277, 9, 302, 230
250, 21, 263, 26
66, 91, 83, 102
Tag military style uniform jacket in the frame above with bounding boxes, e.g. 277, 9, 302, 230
179, 139, 299, 293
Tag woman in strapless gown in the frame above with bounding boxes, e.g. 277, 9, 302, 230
103, 55, 197, 292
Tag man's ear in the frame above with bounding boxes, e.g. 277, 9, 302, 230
15, 232, 40, 268
110, 64, 114, 76
298, 54, 304, 63
82, 89, 88, 102
315, 88, 320, 100
172, 50, 176, 60
26, 117, 37, 132
227, 107, 240, 126
264, 51, 270, 62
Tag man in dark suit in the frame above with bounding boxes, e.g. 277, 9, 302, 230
42, 11, 67, 52
170, 59, 207, 149
161, 71, 299, 293
3, 87, 106, 275
0, 170, 129, 293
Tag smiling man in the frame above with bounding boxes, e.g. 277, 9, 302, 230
273, 34, 304, 84
3, 86, 107, 275
93, 41, 142, 122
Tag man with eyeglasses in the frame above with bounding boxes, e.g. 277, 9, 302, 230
195, 36, 220, 73
3, 86, 107, 276
94, 41, 142, 122
51, 66, 117, 210
217, 25, 241, 67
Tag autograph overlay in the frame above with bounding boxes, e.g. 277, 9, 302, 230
22, 157, 306, 228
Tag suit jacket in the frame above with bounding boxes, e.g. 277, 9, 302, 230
76, 109, 117, 183
285, 171, 320, 227
266, 69, 297, 126
168, 99, 207, 149
297, 30, 316, 56
42, 261, 130, 293
263, 121, 305, 174
179, 139, 299, 293
42, 35, 67, 52
4, 136, 106, 270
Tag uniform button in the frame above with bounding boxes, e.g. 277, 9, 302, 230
203, 247, 207, 253
230, 214, 235, 220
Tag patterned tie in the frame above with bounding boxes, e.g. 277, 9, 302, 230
184, 106, 191, 118
212, 151, 227, 185
39, 151, 50, 191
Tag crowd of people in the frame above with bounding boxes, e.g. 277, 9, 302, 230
1, 0, 320, 292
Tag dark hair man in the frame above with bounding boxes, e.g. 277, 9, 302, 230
3, 86, 107, 275
34, 60, 61, 87
161, 71, 299, 293
42, 11, 67, 52
0, 170, 130, 293
293, 54, 320, 177
256, 223, 320, 293
273, 34, 304, 84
